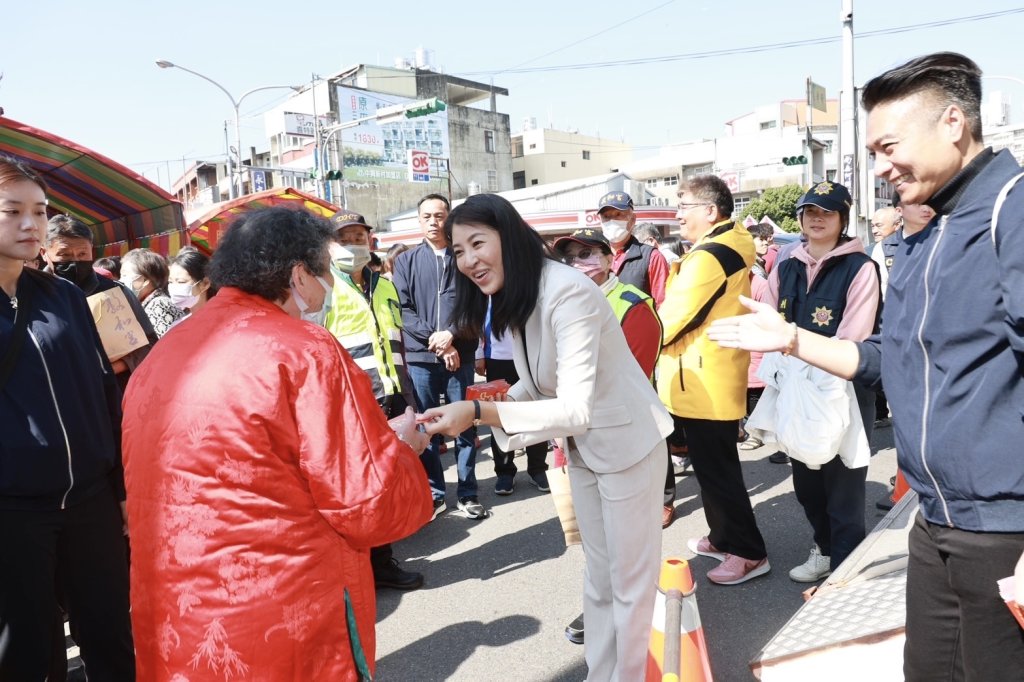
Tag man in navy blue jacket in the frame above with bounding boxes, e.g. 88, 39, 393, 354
392, 194, 486, 520
708, 53, 1024, 681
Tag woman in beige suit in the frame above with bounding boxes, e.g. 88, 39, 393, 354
420, 194, 673, 682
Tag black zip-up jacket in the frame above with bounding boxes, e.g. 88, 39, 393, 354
0, 269, 124, 510
391, 240, 476, 365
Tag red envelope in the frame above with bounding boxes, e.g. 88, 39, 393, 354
466, 379, 511, 401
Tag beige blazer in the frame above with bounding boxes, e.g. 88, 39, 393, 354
492, 260, 674, 474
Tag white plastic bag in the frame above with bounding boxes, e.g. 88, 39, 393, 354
747, 353, 869, 470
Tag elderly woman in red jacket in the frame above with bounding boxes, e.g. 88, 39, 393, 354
122, 207, 432, 681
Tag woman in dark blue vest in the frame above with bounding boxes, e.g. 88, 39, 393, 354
764, 181, 882, 583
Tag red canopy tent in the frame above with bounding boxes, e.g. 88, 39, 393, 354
0, 116, 186, 257
188, 187, 340, 255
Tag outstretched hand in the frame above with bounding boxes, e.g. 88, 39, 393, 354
707, 295, 793, 353
418, 401, 475, 438
391, 407, 430, 453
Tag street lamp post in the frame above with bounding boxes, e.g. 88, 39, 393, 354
156, 59, 300, 200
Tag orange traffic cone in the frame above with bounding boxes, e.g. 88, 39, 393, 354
645, 558, 713, 682
891, 469, 911, 504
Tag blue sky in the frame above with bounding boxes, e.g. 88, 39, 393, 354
4, 1, 1023, 189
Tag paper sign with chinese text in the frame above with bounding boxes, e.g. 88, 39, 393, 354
87, 288, 149, 362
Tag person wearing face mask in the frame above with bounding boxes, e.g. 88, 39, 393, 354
163, 248, 217, 334
322, 211, 424, 591
120, 248, 187, 337
121, 207, 433, 681
168, 248, 216, 313
43, 214, 157, 385
557, 228, 675, 524
596, 191, 669, 308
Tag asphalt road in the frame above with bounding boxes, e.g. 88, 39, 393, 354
373, 425, 898, 682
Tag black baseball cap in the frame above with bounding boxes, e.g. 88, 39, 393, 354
796, 181, 852, 213
331, 211, 373, 231
553, 228, 612, 254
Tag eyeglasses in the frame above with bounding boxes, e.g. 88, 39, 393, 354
676, 202, 709, 211
563, 248, 596, 265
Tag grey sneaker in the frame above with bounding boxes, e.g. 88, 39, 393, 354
457, 496, 488, 520
789, 545, 831, 583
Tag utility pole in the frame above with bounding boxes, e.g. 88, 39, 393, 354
806, 77, 814, 187
839, 0, 861, 238
223, 122, 232, 201
311, 74, 322, 199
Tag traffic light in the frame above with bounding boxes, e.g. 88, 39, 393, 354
783, 155, 808, 166
325, 170, 342, 181
403, 97, 447, 119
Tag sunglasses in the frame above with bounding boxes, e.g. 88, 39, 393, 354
563, 248, 599, 265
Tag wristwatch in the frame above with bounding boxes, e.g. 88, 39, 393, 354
472, 400, 482, 427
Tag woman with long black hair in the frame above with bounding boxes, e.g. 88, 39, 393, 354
420, 193, 672, 682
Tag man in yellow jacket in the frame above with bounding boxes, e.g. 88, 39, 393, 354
658, 175, 770, 585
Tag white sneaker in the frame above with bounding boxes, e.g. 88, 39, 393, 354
789, 545, 832, 583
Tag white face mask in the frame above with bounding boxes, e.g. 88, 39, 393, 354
600, 219, 630, 244
119, 270, 145, 296
168, 282, 200, 310
295, 275, 334, 326
331, 244, 372, 274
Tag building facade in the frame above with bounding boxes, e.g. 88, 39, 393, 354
262, 63, 513, 230
620, 99, 840, 219
511, 123, 634, 189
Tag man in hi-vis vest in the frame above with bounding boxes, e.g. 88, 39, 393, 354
323, 211, 424, 591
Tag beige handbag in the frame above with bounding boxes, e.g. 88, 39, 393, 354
547, 445, 581, 546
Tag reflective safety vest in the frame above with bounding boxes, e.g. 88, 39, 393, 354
324, 271, 405, 400
605, 280, 661, 379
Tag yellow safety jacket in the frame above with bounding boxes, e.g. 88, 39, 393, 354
606, 280, 661, 380
324, 271, 405, 400
657, 220, 754, 420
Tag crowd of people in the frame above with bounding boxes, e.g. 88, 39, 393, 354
1, 50, 1022, 682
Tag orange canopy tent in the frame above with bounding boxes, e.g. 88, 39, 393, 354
188, 187, 340, 255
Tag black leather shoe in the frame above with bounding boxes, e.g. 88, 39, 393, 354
768, 451, 790, 464
564, 613, 584, 645
374, 559, 424, 591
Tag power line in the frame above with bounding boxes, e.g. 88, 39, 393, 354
493, 0, 676, 75
461, 8, 1024, 76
